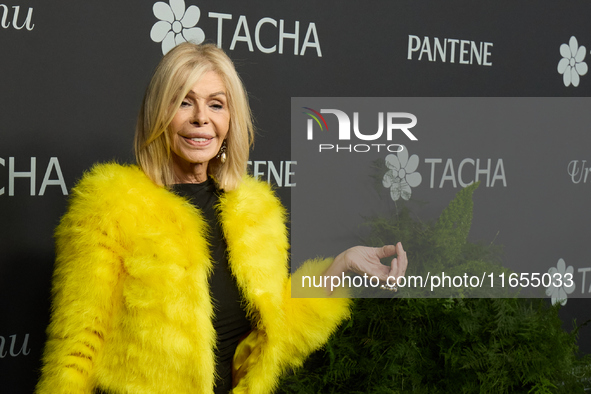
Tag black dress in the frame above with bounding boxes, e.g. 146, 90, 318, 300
173, 179, 252, 394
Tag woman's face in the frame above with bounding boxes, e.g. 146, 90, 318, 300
169, 71, 230, 180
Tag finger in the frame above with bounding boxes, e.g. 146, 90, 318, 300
366, 264, 392, 282
349, 260, 391, 282
395, 243, 408, 278
388, 257, 398, 278
375, 244, 397, 259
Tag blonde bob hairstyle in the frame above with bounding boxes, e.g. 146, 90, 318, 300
134, 42, 254, 191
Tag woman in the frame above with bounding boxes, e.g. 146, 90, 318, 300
36, 42, 407, 394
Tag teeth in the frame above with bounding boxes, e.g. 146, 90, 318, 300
190, 138, 209, 142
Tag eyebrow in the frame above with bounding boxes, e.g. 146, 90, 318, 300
188, 90, 226, 98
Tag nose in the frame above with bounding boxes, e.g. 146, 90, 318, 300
191, 104, 209, 125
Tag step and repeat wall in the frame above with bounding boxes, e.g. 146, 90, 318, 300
1, 1, 590, 391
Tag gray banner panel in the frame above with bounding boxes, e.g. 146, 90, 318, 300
291, 98, 590, 300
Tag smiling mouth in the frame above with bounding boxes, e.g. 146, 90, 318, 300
182, 136, 215, 147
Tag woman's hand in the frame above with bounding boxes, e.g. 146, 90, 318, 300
323, 242, 408, 294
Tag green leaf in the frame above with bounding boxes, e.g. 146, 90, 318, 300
433, 182, 479, 268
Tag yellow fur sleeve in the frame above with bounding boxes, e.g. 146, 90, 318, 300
281, 258, 352, 364
221, 176, 353, 392
36, 171, 124, 394
232, 259, 352, 393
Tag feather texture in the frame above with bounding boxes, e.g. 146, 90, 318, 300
36, 163, 351, 394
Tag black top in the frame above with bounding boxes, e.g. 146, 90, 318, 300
173, 179, 252, 394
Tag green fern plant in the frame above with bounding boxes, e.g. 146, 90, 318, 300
279, 182, 590, 393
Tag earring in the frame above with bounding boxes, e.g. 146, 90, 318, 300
217, 140, 227, 164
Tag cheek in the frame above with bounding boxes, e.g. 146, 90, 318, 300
168, 112, 186, 147
220, 116, 230, 137
169, 113, 183, 134
167, 126, 182, 156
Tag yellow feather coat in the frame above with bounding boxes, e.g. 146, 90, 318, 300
36, 163, 351, 394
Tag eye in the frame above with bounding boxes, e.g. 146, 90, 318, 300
180, 100, 191, 108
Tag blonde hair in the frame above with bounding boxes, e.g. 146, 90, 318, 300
134, 42, 254, 190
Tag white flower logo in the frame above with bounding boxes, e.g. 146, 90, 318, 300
382, 148, 422, 201
545, 258, 575, 306
150, 0, 205, 55
557, 36, 588, 87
